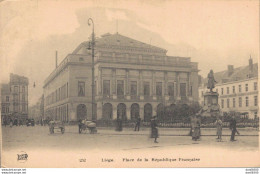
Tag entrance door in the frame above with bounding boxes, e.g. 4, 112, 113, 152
144, 103, 152, 122
117, 103, 126, 121
131, 103, 140, 120
102, 103, 113, 119
77, 104, 87, 120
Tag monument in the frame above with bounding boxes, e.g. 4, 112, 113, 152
200, 70, 221, 117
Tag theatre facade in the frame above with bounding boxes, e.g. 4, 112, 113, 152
43, 33, 199, 122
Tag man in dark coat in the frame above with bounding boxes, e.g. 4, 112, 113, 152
135, 117, 141, 131
78, 119, 82, 134
151, 116, 159, 143
230, 116, 240, 141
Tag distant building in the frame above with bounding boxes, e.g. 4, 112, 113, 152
28, 95, 44, 122
199, 57, 258, 119
1, 73, 29, 122
43, 33, 199, 122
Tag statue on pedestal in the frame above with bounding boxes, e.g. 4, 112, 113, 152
207, 70, 217, 92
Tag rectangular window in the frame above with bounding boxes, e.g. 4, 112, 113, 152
55, 90, 58, 102
233, 98, 236, 108
6, 96, 9, 102
221, 99, 224, 108
201, 91, 204, 97
245, 84, 248, 92
239, 85, 241, 92
22, 94, 25, 102
22, 86, 25, 93
13, 94, 18, 102
254, 82, 257, 91
78, 81, 85, 96
239, 97, 242, 107
254, 112, 258, 119
14, 86, 18, 93
6, 106, 9, 113
103, 80, 110, 96
180, 83, 186, 97
14, 103, 19, 112
254, 96, 258, 106
22, 104, 26, 112
130, 81, 137, 96
144, 82, 150, 96
168, 82, 174, 96
245, 96, 249, 107
221, 88, 224, 95
227, 99, 230, 108
227, 87, 229, 94
58, 88, 61, 101
156, 82, 162, 96
117, 80, 124, 96
232, 86, 235, 93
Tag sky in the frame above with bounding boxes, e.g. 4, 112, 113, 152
0, 0, 259, 106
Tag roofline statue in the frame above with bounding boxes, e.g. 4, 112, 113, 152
207, 69, 217, 92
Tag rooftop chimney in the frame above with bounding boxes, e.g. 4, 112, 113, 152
248, 55, 253, 78
249, 56, 253, 70
227, 65, 234, 76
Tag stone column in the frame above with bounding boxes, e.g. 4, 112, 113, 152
176, 72, 180, 100
187, 72, 190, 96
164, 71, 169, 101
113, 103, 117, 120
126, 104, 131, 120
126, 69, 130, 100
188, 72, 193, 101
96, 102, 102, 120
112, 69, 117, 99
140, 105, 144, 120
139, 70, 144, 100
152, 71, 156, 100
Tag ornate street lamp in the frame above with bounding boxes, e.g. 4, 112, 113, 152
88, 18, 96, 121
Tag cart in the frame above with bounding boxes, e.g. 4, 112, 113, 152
49, 121, 65, 134
79, 120, 97, 134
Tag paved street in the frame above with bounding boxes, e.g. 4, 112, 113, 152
2, 125, 259, 151
1, 125, 259, 168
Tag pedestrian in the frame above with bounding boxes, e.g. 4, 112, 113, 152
134, 117, 141, 131
229, 115, 240, 141
118, 118, 123, 131
3, 118, 7, 127
190, 114, 201, 141
10, 118, 13, 128
215, 117, 223, 142
78, 118, 82, 134
150, 116, 159, 143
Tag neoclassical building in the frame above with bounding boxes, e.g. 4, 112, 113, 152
43, 33, 199, 122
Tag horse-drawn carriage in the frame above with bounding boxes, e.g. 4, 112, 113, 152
49, 121, 65, 134
79, 120, 97, 134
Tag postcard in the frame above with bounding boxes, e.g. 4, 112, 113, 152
0, 0, 259, 168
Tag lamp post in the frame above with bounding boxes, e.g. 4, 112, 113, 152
88, 18, 96, 121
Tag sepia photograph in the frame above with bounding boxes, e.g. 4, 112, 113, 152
0, 0, 259, 168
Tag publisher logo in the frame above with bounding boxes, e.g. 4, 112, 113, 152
17, 151, 28, 163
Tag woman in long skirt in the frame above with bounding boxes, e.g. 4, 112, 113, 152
215, 117, 223, 142
191, 115, 201, 141
151, 116, 159, 143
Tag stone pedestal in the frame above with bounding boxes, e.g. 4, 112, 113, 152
201, 91, 221, 117
204, 92, 218, 105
